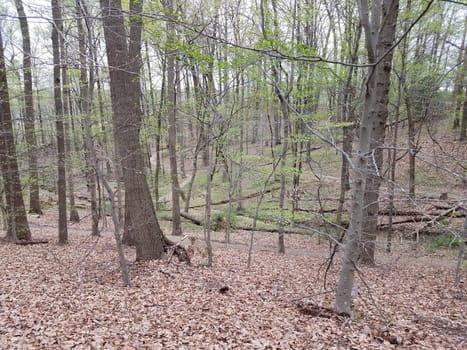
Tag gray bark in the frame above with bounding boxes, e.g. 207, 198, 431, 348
14, 0, 41, 215
51, 0, 68, 244
336, 0, 400, 314
100, 0, 166, 260
0, 29, 31, 241
164, 0, 182, 236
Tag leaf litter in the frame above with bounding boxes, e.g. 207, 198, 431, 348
0, 211, 465, 349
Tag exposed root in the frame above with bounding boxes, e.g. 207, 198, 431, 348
163, 235, 191, 265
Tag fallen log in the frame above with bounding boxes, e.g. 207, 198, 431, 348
178, 212, 308, 235
378, 203, 465, 229
296, 207, 339, 214
180, 212, 203, 225
233, 225, 308, 235
188, 189, 273, 209
15, 239, 49, 245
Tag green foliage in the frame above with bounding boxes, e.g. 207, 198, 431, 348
328, 121, 355, 129
423, 233, 461, 253
263, 208, 292, 227
211, 209, 239, 231
322, 212, 349, 227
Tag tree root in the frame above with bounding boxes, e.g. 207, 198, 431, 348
163, 235, 191, 265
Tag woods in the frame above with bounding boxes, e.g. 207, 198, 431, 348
0, 0, 466, 347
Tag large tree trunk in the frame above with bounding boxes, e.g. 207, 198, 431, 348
100, 0, 167, 260
336, 0, 400, 315
51, 0, 68, 244
359, 0, 400, 265
0, 30, 31, 241
14, 0, 42, 215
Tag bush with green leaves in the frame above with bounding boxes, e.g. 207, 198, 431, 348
423, 233, 461, 253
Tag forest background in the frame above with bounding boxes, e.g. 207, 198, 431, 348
0, 0, 466, 348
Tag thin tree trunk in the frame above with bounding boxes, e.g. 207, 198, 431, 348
387, 2, 410, 252
176, 60, 186, 179
58, 25, 80, 223
278, 114, 288, 254
164, 0, 182, 236
406, 96, 416, 197
204, 142, 213, 267
35, 80, 46, 146
154, 55, 166, 209
51, 0, 68, 244
76, 0, 99, 236
82, 61, 130, 286
460, 72, 467, 142
336, 23, 361, 229
452, 21, 466, 129
455, 205, 467, 286
184, 137, 202, 213
0, 178, 7, 231
64, 98, 80, 223
14, 0, 41, 215
236, 74, 245, 211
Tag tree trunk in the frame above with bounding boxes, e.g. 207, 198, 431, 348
406, 95, 417, 197
336, 19, 361, 230
359, 0, 400, 265
204, 143, 213, 267
76, 0, 99, 236
164, 0, 182, 236
154, 56, 166, 209
82, 51, 130, 285
460, 81, 467, 142
455, 204, 467, 286
56, 4, 79, 223
61, 52, 80, 223
236, 75, 245, 212
0, 178, 7, 231
100, 0, 168, 260
452, 26, 466, 129
51, 0, 68, 244
14, 0, 42, 215
0, 30, 31, 241
336, 0, 400, 314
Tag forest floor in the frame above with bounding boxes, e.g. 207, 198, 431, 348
0, 210, 465, 349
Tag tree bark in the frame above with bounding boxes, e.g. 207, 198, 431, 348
460, 71, 467, 142
0, 30, 31, 242
336, 23, 361, 229
359, 0, 400, 265
76, 0, 99, 236
336, 0, 400, 314
51, 0, 68, 244
452, 25, 466, 129
14, 0, 42, 215
455, 204, 467, 286
100, 0, 168, 260
60, 40, 80, 224
164, 0, 182, 236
